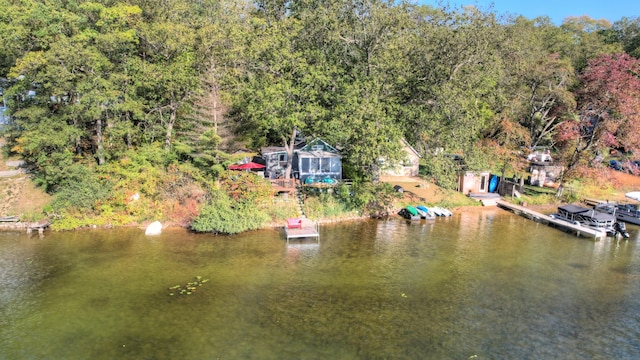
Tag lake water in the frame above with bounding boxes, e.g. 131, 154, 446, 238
1, 209, 640, 359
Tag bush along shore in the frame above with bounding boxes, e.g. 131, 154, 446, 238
0, 163, 471, 234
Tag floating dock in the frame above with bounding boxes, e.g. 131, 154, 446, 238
284, 218, 320, 243
496, 200, 606, 239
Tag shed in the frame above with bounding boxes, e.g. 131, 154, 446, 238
458, 170, 492, 195
380, 139, 421, 177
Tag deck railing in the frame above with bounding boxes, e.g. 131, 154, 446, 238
269, 178, 297, 189
270, 178, 354, 190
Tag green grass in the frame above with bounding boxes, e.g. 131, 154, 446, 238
303, 194, 359, 220
262, 197, 300, 222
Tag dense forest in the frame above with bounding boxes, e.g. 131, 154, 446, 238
1, 0, 640, 232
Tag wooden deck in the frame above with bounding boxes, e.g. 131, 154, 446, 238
270, 179, 297, 194
284, 218, 319, 242
496, 200, 606, 239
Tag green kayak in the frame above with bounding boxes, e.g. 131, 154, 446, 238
406, 205, 419, 216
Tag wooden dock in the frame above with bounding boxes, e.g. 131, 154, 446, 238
495, 200, 606, 239
284, 218, 320, 243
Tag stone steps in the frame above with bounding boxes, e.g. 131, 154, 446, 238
480, 199, 497, 206
294, 184, 306, 218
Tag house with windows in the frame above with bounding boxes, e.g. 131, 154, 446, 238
293, 138, 342, 184
261, 146, 291, 179
260, 138, 342, 183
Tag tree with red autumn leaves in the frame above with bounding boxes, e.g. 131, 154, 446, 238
555, 53, 640, 184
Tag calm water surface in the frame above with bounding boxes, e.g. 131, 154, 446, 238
1, 209, 640, 359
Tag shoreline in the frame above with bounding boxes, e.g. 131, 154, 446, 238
0, 201, 562, 234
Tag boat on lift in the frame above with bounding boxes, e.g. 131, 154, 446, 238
551, 204, 629, 238
594, 192, 640, 226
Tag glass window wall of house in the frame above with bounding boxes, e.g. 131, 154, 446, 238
321, 158, 331, 172
330, 158, 341, 173
301, 158, 310, 173
310, 158, 320, 173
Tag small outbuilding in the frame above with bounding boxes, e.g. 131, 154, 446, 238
379, 138, 421, 177
457, 170, 492, 195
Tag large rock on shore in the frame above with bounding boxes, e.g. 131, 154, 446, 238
145, 221, 162, 235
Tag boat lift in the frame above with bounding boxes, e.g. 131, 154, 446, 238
496, 200, 606, 239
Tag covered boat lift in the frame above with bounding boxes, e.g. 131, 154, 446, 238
496, 200, 606, 239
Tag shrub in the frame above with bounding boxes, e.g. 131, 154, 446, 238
50, 164, 113, 213
191, 191, 269, 234
334, 181, 402, 216
160, 163, 210, 204
219, 171, 272, 203
33, 150, 75, 192
304, 193, 355, 220
262, 197, 299, 222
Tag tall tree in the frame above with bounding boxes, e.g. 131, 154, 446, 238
190, 0, 252, 153
135, 20, 199, 149
556, 53, 640, 180
493, 17, 576, 151
0, 0, 82, 75
232, 16, 327, 178
6, 2, 145, 169
7, 19, 115, 172
608, 17, 640, 58
559, 15, 622, 71
288, 0, 412, 179
401, 4, 504, 178
327, 80, 403, 179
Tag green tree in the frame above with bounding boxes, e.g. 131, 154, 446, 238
135, 21, 199, 150
232, 15, 328, 178
290, 0, 414, 179
399, 4, 504, 184
327, 81, 403, 180
8, 30, 115, 176
0, 0, 82, 75
559, 15, 622, 71
5, 2, 145, 174
492, 17, 576, 151
608, 17, 640, 58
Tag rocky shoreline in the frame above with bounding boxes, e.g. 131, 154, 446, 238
0, 219, 50, 233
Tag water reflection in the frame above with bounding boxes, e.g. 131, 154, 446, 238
1, 212, 639, 359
